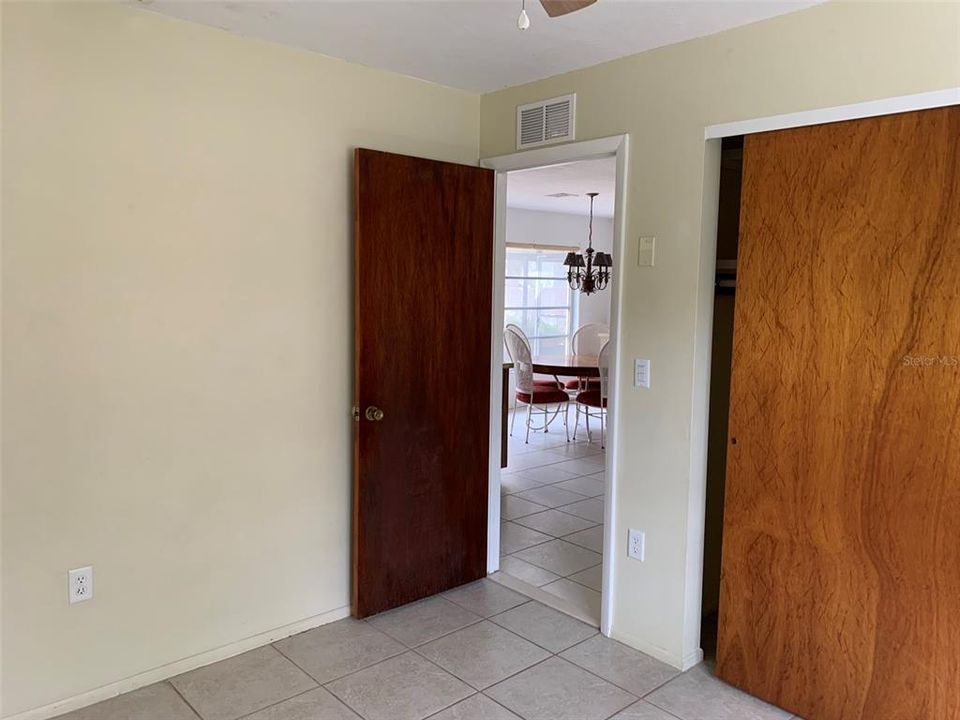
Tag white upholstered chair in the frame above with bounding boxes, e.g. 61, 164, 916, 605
504, 326, 569, 443
573, 340, 610, 448
565, 322, 608, 392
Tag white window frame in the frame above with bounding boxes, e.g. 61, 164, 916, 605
504, 243, 579, 356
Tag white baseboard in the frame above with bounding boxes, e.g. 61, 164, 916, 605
605, 628, 686, 670
3, 605, 351, 720
682, 647, 705, 671
490, 571, 705, 672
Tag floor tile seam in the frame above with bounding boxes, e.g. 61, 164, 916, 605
166, 680, 206, 720
635, 669, 686, 703
505, 540, 602, 574
485, 654, 642, 711
551, 504, 605, 523
440, 590, 528, 619
502, 550, 602, 577
485, 602, 599, 656
363, 611, 488, 651
419, 692, 486, 720
562, 535, 604, 553
548, 652, 648, 706
500, 535, 558, 556
408, 627, 554, 695
511, 515, 602, 537
514, 485, 593, 502
502, 477, 594, 495
505, 452, 571, 468
408, 643, 498, 696
270, 633, 408, 689
314, 648, 470, 719
230, 685, 328, 720
479, 655, 559, 695
559, 572, 603, 592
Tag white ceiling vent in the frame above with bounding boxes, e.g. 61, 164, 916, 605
516, 94, 576, 150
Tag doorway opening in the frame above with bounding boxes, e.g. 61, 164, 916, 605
700, 135, 743, 658
485, 146, 623, 629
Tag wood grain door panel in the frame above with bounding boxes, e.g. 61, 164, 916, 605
353, 149, 493, 618
717, 107, 960, 720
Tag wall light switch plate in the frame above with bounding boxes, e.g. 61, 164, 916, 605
638, 236, 655, 266
634, 358, 651, 388
628, 529, 645, 561
69, 566, 93, 604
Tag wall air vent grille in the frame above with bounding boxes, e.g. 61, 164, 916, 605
516, 94, 576, 149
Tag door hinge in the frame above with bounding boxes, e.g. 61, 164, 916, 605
352, 406, 360, 422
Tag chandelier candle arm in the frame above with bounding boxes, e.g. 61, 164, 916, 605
563, 192, 611, 295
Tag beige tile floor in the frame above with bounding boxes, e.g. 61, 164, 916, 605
497, 411, 607, 623
56, 581, 800, 720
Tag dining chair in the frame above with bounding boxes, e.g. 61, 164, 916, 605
504, 324, 562, 385
504, 326, 570, 443
503, 324, 562, 436
565, 322, 608, 392
573, 340, 609, 448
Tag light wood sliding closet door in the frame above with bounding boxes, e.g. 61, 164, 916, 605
717, 107, 960, 720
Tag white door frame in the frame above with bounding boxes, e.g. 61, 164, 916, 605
481, 134, 629, 636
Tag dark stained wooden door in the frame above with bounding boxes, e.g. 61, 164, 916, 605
718, 107, 960, 719
353, 149, 493, 618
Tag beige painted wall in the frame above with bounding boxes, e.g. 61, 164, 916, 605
0, 2, 478, 715
4, 0, 960, 715
480, 0, 960, 667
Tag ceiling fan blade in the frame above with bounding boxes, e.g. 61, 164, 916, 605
540, 0, 598, 18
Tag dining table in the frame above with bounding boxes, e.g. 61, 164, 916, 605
501, 354, 600, 467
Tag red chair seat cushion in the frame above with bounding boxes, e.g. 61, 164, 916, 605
564, 378, 601, 390
534, 379, 562, 389
576, 390, 607, 408
517, 387, 569, 404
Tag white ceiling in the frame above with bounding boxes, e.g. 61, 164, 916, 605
507, 157, 616, 217
136, 0, 823, 93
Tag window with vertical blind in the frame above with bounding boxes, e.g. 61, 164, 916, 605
504, 244, 578, 356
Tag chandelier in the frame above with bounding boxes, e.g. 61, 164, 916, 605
563, 192, 612, 295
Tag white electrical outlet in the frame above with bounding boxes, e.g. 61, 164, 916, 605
69, 566, 93, 604
628, 529, 645, 561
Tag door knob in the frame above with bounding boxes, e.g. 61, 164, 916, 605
365, 406, 385, 422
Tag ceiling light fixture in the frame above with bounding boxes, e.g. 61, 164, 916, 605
563, 193, 612, 295
517, 0, 531, 30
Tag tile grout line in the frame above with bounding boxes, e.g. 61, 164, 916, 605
510, 516, 601, 536
486, 653, 642, 715
260, 599, 487, 718
230, 684, 326, 720
506, 519, 602, 545
503, 539, 602, 576
501, 445, 606, 624
269, 630, 405, 698
175, 595, 678, 720
485, 601, 598, 656
389, 599, 595, 718
165, 680, 205, 720
552, 636, 675, 704
361, 598, 487, 651
314, 643, 472, 720
636, 669, 687, 703
507, 503, 603, 524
